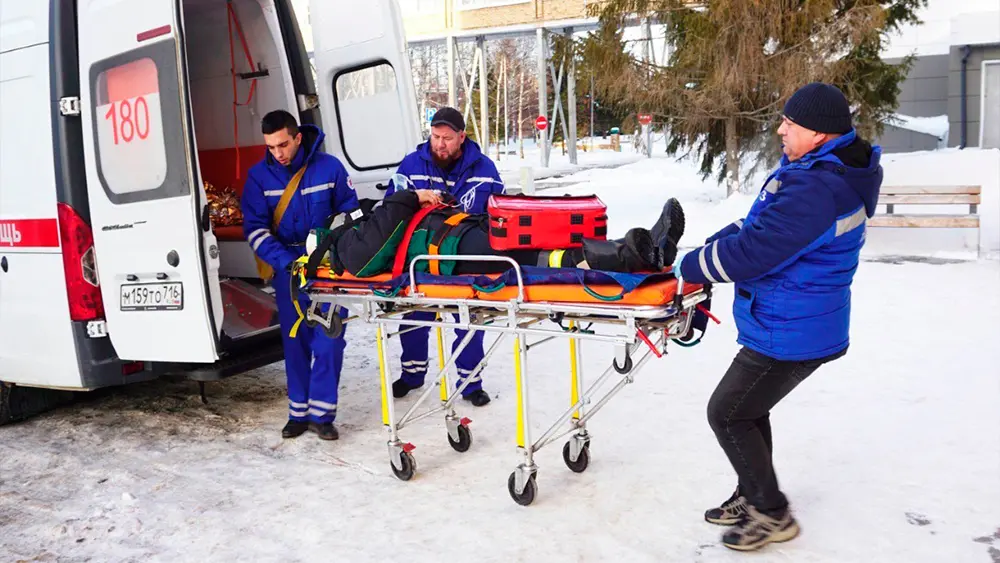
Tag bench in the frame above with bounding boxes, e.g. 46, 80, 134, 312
869, 185, 981, 229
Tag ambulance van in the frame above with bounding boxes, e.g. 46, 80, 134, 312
0, 0, 421, 423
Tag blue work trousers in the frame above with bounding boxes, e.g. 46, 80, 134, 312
273, 269, 347, 423
398, 311, 485, 395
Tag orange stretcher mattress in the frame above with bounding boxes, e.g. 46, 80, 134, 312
305, 267, 702, 306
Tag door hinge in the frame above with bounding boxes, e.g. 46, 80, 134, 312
59, 96, 81, 116
297, 94, 319, 111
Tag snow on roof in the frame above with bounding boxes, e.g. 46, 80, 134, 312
888, 113, 950, 140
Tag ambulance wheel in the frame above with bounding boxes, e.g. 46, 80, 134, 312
448, 424, 472, 452
391, 451, 416, 481
507, 472, 537, 506
562, 441, 591, 473
324, 315, 344, 339
613, 354, 633, 374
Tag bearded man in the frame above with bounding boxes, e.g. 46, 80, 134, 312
383, 107, 505, 407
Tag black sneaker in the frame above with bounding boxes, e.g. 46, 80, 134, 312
462, 389, 491, 407
705, 489, 749, 525
309, 422, 339, 441
649, 198, 685, 265
282, 420, 309, 439
392, 379, 421, 398
722, 505, 800, 551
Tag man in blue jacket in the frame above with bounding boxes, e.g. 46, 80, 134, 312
384, 107, 504, 407
670, 83, 883, 551
241, 110, 360, 441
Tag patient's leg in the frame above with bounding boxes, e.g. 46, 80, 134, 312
450, 227, 550, 274
451, 225, 660, 274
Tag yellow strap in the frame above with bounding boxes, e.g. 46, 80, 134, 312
255, 164, 308, 282
548, 249, 566, 268
287, 256, 309, 338
274, 165, 308, 230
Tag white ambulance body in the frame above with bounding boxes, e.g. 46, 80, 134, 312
0, 0, 421, 422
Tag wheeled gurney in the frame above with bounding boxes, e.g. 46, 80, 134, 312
294, 254, 713, 506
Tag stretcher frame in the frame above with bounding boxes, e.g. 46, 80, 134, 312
299, 255, 709, 506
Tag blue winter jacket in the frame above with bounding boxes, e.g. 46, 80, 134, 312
679, 130, 883, 361
241, 125, 359, 272
385, 137, 504, 213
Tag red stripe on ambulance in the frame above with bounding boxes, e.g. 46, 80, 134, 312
0, 219, 60, 248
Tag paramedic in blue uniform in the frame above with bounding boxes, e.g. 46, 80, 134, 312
671, 83, 883, 551
384, 107, 504, 407
241, 110, 360, 441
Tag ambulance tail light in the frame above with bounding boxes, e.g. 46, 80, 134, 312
57, 203, 106, 322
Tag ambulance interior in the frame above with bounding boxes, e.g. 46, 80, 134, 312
182, 0, 302, 340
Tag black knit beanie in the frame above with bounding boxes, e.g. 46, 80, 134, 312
783, 82, 853, 134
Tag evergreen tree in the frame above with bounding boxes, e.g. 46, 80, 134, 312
582, 0, 927, 195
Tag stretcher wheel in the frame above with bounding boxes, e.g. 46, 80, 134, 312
562, 441, 591, 473
324, 315, 344, 339
304, 314, 319, 328
448, 424, 473, 452
507, 472, 537, 506
391, 451, 416, 481
613, 354, 633, 374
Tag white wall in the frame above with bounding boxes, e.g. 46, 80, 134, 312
883, 0, 1000, 58
867, 147, 1000, 259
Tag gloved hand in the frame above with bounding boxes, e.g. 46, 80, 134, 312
671, 250, 689, 277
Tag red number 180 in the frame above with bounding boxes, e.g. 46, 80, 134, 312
104, 96, 150, 145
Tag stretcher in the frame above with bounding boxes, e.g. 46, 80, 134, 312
294, 254, 714, 506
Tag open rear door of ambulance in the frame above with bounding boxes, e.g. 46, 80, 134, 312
77, 0, 221, 363
309, 0, 423, 201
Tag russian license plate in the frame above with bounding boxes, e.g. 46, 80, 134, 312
120, 282, 183, 311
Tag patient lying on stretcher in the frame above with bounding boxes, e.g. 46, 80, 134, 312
304, 189, 685, 278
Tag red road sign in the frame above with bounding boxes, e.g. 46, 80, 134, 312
535, 115, 548, 130
638, 113, 653, 125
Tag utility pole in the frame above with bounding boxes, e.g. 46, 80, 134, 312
566, 27, 578, 165
589, 74, 595, 152
537, 27, 549, 168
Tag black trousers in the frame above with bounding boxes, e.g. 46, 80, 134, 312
707, 346, 846, 512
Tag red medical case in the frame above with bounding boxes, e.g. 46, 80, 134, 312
487, 193, 608, 250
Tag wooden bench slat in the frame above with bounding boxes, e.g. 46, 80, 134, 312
879, 185, 981, 195
868, 215, 980, 228
878, 194, 981, 205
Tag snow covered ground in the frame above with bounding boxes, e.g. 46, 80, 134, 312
2, 150, 999, 563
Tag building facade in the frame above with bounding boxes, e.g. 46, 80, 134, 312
876, 3, 1000, 152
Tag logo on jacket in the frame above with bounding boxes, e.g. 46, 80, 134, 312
347, 177, 354, 190
459, 189, 476, 212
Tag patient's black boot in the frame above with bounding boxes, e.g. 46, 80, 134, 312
581, 229, 660, 273
649, 198, 685, 265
